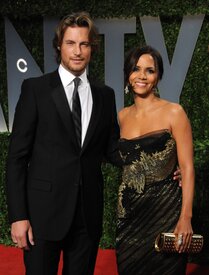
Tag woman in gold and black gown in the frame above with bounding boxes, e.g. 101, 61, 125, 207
116, 130, 187, 274
116, 46, 194, 275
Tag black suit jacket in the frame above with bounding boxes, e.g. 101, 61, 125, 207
6, 70, 119, 241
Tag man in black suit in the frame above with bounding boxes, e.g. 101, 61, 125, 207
6, 12, 119, 275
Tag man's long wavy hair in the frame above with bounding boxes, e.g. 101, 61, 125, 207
53, 11, 99, 63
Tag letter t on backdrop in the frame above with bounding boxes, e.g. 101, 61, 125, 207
140, 15, 205, 103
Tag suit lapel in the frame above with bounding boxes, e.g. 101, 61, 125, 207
82, 81, 103, 153
50, 71, 79, 149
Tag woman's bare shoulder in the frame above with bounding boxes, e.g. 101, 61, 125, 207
118, 106, 132, 120
162, 100, 185, 115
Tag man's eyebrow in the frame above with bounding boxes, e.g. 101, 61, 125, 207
64, 39, 90, 44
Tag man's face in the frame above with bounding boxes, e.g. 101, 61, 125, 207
60, 26, 91, 76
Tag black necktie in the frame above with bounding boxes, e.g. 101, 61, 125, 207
72, 77, 81, 146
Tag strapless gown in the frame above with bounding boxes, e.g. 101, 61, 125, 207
116, 130, 187, 275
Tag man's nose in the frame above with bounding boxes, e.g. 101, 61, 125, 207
73, 44, 81, 55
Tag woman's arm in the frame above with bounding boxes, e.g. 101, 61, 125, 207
170, 103, 195, 253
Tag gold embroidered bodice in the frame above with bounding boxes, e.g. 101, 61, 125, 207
118, 129, 177, 218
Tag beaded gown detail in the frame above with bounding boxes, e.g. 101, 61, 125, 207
116, 130, 187, 275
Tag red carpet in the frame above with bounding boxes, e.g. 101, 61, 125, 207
0, 244, 209, 274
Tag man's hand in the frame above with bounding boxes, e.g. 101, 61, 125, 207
173, 167, 182, 186
11, 220, 34, 250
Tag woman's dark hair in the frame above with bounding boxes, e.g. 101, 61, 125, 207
124, 45, 164, 85
53, 11, 99, 63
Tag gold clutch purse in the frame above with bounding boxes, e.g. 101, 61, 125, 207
155, 233, 203, 253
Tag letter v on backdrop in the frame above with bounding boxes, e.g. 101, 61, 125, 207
0, 15, 205, 132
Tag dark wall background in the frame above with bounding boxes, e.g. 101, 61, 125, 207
0, 0, 208, 264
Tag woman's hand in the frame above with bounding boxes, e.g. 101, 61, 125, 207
173, 167, 182, 186
174, 216, 193, 253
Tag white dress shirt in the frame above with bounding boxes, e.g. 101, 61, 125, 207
58, 64, 93, 146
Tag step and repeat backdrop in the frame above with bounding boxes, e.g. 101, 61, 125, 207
0, 0, 208, 264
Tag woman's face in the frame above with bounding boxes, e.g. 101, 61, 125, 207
129, 54, 158, 96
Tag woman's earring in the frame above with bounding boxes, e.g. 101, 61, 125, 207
153, 86, 160, 97
125, 85, 129, 94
